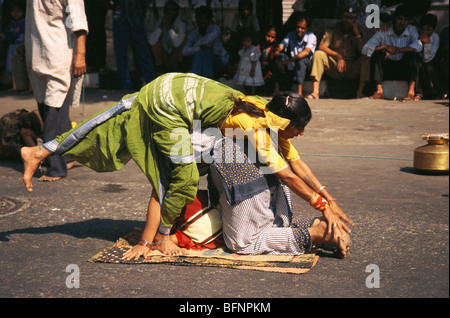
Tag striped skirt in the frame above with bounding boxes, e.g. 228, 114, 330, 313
210, 137, 314, 255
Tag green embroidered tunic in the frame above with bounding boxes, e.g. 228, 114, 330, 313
57, 73, 244, 229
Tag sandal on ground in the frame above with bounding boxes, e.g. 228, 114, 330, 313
306, 94, 318, 100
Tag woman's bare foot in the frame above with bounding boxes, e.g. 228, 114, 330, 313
151, 233, 188, 256
38, 175, 63, 182
309, 217, 351, 258
21, 146, 46, 192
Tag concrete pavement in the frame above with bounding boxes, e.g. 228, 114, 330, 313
0, 88, 448, 300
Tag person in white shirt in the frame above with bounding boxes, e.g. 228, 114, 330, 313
276, 15, 317, 96
417, 13, 440, 99
148, 0, 186, 73
25, 0, 88, 182
362, 5, 423, 101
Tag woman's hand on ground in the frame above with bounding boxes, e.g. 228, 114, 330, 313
122, 245, 150, 261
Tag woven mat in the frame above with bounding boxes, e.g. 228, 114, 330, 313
88, 228, 320, 274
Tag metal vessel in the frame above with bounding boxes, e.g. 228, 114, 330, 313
413, 133, 449, 173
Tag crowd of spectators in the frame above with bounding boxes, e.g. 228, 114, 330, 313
0, 0, 448, 100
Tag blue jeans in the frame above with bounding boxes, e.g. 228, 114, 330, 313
191, 48, 224, 79
293, 57, 311, 85
113, 16, 156, 89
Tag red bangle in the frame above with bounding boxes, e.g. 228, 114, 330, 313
310, 192, 329, 212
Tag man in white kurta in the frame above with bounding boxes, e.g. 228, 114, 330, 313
25, 0, 88, 181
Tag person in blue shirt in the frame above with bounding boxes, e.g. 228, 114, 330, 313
182, 6, 229, 80
276, 15, 316, 96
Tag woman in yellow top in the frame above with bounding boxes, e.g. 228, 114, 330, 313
21, 73, 352, 258
206, 93, 353, 257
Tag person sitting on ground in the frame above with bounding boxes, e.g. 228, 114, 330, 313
209, 93, 351, 257
308, 5, 370, 99
20, 73, 353, 259
257, 27, 281, 95
417, 13, 440, 100
0, 108, 42, 161
276, 15, 316, 96
182, 6, 229, 80
361, 4, 423, 101
148, 0, 186, 73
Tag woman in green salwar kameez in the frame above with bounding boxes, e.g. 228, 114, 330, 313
22, 73, 353, 258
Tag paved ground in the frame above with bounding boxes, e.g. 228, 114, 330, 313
0, 88, 448, 302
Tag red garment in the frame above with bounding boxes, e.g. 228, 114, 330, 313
173, 190, 225, 250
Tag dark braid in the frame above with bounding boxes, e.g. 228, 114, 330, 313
230, 95, 266, 118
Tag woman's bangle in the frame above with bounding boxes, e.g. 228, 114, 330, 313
310, 192, 329, 212
317, 185, 326, 194
138, 239, 151, 249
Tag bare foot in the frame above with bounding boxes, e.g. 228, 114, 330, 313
38, 175, 63, 182
151, 233, 188, 256
21, 146, 43, 192
310, 217, 351, 258
66, 161, 77, 170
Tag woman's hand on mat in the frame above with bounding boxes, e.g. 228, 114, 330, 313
122, 245, 150, 261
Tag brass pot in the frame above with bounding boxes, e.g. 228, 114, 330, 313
414, 133, 449, 173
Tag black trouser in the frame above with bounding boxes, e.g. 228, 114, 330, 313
418, 60, 440, 99
370, 50, 420, 84
38, 102, 72, 177
84, 0, 108, 70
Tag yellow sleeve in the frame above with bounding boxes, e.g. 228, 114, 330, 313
278, 137, 300, 163
221, 112, 289, 173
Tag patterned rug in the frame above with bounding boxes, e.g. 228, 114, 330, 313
88, 228, 320, 274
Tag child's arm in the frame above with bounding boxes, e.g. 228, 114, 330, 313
250, 61, 256, 77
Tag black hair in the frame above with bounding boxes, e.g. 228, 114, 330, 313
27, 112, 41, 134
297, 14, 312, 28
239, 0, 253, 12
164, 0, 179, 13
266, 92, 312, 128
240, 29, 254, 42
230, 95, 266, 118
195, 6, 212, 20
394, 4, 413, 19
420, 13, 438, 29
